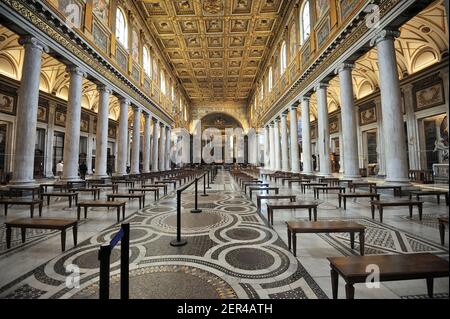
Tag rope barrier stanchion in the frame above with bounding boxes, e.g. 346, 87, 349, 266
191, 173, 203, 213
98, 223, 130, 300
170, 187, 188, 247
201, 171, 209, 197
206, 169, 212, 189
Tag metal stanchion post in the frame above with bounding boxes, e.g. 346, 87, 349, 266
121, 223, 130, 300
201, 173, 208, 197
190, 177, 202, 213
171, 190, 188, 246
98, 244, 111, 300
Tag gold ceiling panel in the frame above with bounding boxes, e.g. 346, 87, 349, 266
138, 0, 287, 101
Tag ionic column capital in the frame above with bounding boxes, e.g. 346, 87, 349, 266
132, 105, 141, 112
281, 111, 288, 118
143, 112, 151, 118
301, 96, 311, 103
97, 84, 112, 94
18, 36, 49, 53
119, 97, 131, 106
314, 82, 329, 92
274, 117, 280, 123
334, 63, 355, 75
290, 101, 300, 110
66, 66, 86, 78
370, 28, 400, 47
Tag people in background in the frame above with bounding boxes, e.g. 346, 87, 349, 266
56, 160, 64, 180
79, 161, 87, 180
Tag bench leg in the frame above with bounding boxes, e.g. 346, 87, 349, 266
30, 205, 34, 218
77, 206, 81, 220
418, 204, 423, 221
439, 222, 445, 245
21, 228, 26, 243
360, 230, 365, 256
371, 205, 375, 220
330, 268, 339, 299
73, 224, 78, 247
116, 207, 120, 223
345, 283, 355, 299
314, 208, 317, 222
350, 232, 355, 249
69, 196, 72, 208
343, 198, 346, 210
426, 278, 434, 298
122, 205, 126, 220
409, 205, 413, 219
308, 208, 312, 221
4, 204, 7, 216
61, 229, 66, 252
39, 203, 42, 217
338, 196, 342, 208
436, 195, 440, 205
84, 206, 88, 219
293, 233, 297, 257
6, 226, 11, 249
379, 207, 383, 223
287, 229, 291, 251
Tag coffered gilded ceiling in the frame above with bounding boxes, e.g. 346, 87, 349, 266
137, 0, 288, 102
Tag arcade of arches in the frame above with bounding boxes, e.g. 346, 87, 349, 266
0, 0, 448, 300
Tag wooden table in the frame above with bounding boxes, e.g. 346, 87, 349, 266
301, 183, 327, 194
249, 187, 279, 199
69, 187, 101, 200
142, 184, 168, 195
286, 179, 308, 187
348, 182, 376, 193
337, 179, 354, 186
77, 200, 126, 223
328, 253, 449, 299
313, 186, 346, 199
107, 193, 146, 209
112, 180, 135, 188
370, 185, 402, 197
0, 199, 43, 217
8, 186, 41, 199
266, 201, 318, 225
66, 181, 87, 189
370, 200, 423, 222
318, 177, 340, 186
92, 184, 119, 194
438, 217, 448, 245
244, 183, 269, 194
40, 192, 78, 208
256, 195, 296, 213
39, 183, 68, 193
287, 221, 365, 257
129, 188, 160, 200
5, 218, 78, 252
409, 190, 449, 206
338, 193, 380, 210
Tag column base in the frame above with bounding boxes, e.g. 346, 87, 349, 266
8, 179, 37, 186
318, 172, 334, 177
114, 172, 128, 177
383, 178, 412, 186
93, 174, 109, 179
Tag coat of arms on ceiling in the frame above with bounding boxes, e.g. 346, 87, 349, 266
203, 0, 224, 14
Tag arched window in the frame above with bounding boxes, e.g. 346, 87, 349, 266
280, 41, 287, 75
268, 67, 273, 92
116, 8, 128, 48
160, 71, 166, 94
300, 1, 311, 45
142, 46, 151, 76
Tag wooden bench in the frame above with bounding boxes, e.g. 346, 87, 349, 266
92, 184, 119, 194
328, 253, 449, 299
5, 218, 78, 252
438, 217, 448, 246
244, 183, 269, 194
107, 193, 146, 208
348, 182, 376, 193
155, 180, 177, 189
0, 198, 43, 217
112, 180, 135, 188
249, 187, 279, 199
286, 179, 308, 187
8, 186, 41, 199
40, 192, 78, 208
39, 183, 68, 193
266, 201, 318, 225
129, 188, 160, 200
338, 193, 380, 210
256, 195, 296, 213
68, 187, 101, 200
66, 181, 87, 189
409, 190, 449, 206
313, 186, 346, 199
300, 183, 327, 194
337, 179, 354, 186
77, 200, 126, 223
287, 221, 365, 257
142, 184, 168, 195
318, 177, 340, 186
370, 200, 423, 222
370, 185, 403, 197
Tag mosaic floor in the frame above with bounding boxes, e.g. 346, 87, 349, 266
0, 171, 448, 299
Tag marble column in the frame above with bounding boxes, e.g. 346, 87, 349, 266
166, 126, 171, 170
44, 103, 56, 178
316, 83, 332, 176
280, 113, 289, 171
255, 129, 260, 166
130, 106, 141, 174
274, 118, 282, 171
403, 84, 420, 170
264, 126, 270, 168
152, 118, 159, 171
289, 104, 300, 173
62, 66, 86, 181
142, 113, 151, 173
301, 97, 313, 174
269, 123, 275, 170
93, 85, 111, 178
87, 115, 95, 175
371, 29, 409, 183
336, 63, 360, 178
11, 36, 48, 184
115, 98, 129, 176
159, 123, 166, 171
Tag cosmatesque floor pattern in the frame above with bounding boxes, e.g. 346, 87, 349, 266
0, 170, 448, 299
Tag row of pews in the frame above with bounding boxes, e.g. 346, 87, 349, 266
231, 168, 449, 299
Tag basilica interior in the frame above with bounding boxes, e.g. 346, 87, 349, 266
0, 0, 448, 301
